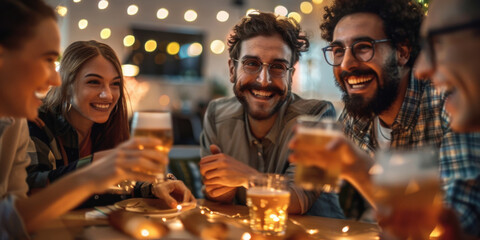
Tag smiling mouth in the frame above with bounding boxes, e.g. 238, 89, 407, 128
250, 89, 274, 99
91, 103, 111, 111
346, 75, 374, 89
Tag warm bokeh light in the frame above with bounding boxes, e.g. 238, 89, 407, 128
127, 4, 139, 15
246, 8, 257, 16
78, 19, 88, 29
140, 229, 150, 237
159, 95, 170, 106
188, 42, 203, 57
123, 35, 135, 47
122, 64, 139, 77
312, 0, 323, 4
55, 61, 60, 72
157, 8, 169, 19
73, 0, 81, 3
144, 40, 157, 52
56, 5, 68, 17
342, 225, 350, 233
288, 12, 302, 23
216, 10, 229, 22
166, 42, 180, 55
98, 0, 108, 10
274, 5, 288, 16
184, 10, 197, 22
210, 40, 225, 54
300, 1, 313, 14
100, 28, 111, 39
241, 232, 251, 240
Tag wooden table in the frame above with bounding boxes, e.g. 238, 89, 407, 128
31, 199, 380, 239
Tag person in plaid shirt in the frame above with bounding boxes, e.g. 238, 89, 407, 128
289, 0, 480, 238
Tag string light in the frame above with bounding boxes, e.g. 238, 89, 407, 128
300, 1, 313, 14
78, 19, 88, 29
157, 8, 169, 19
166, 42, 180, 55
274, 5, 288, 16
288, 12, 302, 23
56, 5, 68, 17
73, 0, 81, 3
144, 40, 157, 52
210, 40, 225, 54
187, 42, 203, 57
184, 10, 197, 22
216, 10, 229, 22
123, 35, 135, 47
100, 28, 111, 39
127, 4, 139, 15
312, 0, 323, 4
98, 0, 108, 10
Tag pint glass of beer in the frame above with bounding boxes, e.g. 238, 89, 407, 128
246, 174, 290, 236
109, 112, 173, 194
293, 116, 343, 192
131, 111, 173, 182
372, 148, 442, 239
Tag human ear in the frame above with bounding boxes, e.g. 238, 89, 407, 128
228, 58, 235, 83
396, 43, 411, 66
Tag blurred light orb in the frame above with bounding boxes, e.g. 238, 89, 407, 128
78, 19, 88, 29
210, 40, 225, 54
121, 64, 139, 77
127, 4, 139, 15
184, 10, 197, 22
246, 8, 258, 16
144, 40, 157, 52
100, 28, 111, 39
166, 42, 180, 55
73, 0, 81, 3
188, 42, 203, 57
300, 2, 313, 14
312, 0, 323, 4
274, 5, 288, 16
157, 8, 169, 19
288, 12, 302, 23
123, 35, 135, 47
216, 10, 229, 22
98, 0, 108, 10
56, 5, 68, 17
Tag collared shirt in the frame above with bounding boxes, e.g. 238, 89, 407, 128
200, 93, 338, 214
0, 118, 30, 239
340, 75, 480, 236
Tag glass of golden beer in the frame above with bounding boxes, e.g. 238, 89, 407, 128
246, 174, 290, 236
110, 111, 173, 194
372, 148, 442, 240
293, 116, 343, 192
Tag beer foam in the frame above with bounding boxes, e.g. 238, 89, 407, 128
297, 126, 342, 136
132, 112, 172, 129
247, 187, 290, 196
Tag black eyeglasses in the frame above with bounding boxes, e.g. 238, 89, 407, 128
232, 58, 293, 78
422, 19, 480, 67
322, 39, 391, 66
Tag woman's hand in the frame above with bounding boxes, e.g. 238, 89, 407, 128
83, 137, 168, 193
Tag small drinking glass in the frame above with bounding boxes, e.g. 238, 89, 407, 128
246, 174, 290, 236
293, 116, 343, 192
371, 147, 442, 240
109, 111, 173, 194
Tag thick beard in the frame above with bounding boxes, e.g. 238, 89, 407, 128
233, 73, 291, 120
337, 53, 401, 119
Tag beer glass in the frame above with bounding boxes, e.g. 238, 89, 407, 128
110, 112, 173, 194
246, 174, 290, 236
372, 148, 442, 240
293, 116, 343, 192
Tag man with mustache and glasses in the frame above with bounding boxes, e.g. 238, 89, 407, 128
199, 12, 342, 216
289, 0, 480, 231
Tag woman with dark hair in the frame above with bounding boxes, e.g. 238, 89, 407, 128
27, 40, 195, 208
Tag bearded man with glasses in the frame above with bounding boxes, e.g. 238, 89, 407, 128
198, 12, 343, 217
288, 0, 480, 236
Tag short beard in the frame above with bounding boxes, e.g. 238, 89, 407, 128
338, 53, 402, 119
233, 73, 291, 120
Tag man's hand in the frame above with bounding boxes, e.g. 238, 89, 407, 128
200, 144, 259, 189
152, 180, 196, 209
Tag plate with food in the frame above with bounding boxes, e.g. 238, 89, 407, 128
114, 198, 196, 218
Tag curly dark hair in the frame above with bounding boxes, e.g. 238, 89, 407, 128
227, 11, 309, 66
320, 0, 424, 68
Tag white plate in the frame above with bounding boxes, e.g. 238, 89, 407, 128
114, 198, 196, 218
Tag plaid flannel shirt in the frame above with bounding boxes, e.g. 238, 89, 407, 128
339, 75, 480, 236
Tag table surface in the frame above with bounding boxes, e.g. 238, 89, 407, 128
31, 199, 381, 240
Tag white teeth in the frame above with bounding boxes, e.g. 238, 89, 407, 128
251, 90, 272, 97
347, 76, 373, 85
34, 91, 48, 99
92, 103, 110, 109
